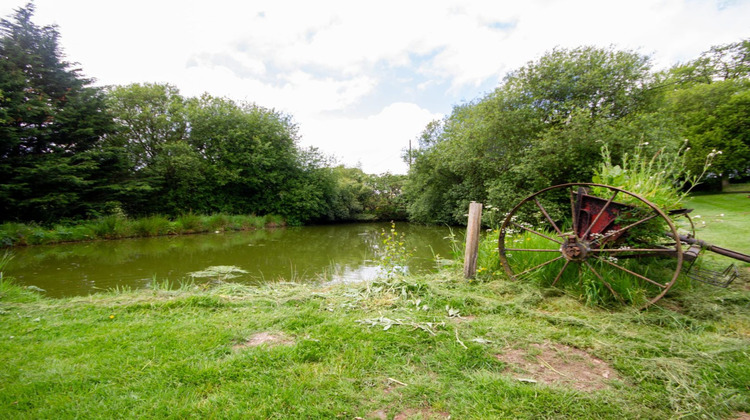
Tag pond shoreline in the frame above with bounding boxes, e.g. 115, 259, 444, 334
0, 213, 287, 248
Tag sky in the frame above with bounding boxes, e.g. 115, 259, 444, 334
1, 0, 749, 174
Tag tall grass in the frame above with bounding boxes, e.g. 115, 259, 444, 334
592, 143, 717, 210
0, 250, 12, 272
474, 229, 687, 308
0, 213, 285, 247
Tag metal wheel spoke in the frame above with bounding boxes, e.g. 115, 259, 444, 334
534, 198, 562, 236
514, 255, 564, 279
498, 183, 682, 309
581, 190, 618, 239
591, 213, 659, 246
569, 187, 579, 238
591, 255, 667, 289
551, 260, 570, 286
589, 248, 674, 254
584, 261, 624, 303
510, 222, 563, 245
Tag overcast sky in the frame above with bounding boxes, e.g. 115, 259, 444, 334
1, 0, 748, 174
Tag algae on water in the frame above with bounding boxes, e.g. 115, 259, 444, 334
188, 265, 249, 280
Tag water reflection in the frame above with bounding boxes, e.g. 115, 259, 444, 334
7, 222, 461, 297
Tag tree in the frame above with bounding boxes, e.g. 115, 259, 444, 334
406, 46, 661, 224
186, 95, 301, 216
105, 83, 187, 168
0, 3, 114, 222
662, 40, 750, 188
668, 82, 750, 186
666, 39, 750, 86
505, 46, 655, 121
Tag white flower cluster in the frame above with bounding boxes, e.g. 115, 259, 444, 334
706, 149, 723, 167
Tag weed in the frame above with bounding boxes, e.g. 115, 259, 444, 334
378, 221, 414, 279
592, 142, 715, 211
176, 212, 204, 232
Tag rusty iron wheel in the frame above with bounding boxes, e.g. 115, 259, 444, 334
497, 183, 684, 309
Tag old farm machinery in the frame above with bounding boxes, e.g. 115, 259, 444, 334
498, 183, 750, 308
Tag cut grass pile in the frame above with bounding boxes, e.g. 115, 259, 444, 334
1, 271, 748, 419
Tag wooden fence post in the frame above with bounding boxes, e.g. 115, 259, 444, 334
464, 201, 483, 279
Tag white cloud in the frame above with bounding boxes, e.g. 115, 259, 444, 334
299, 103, 442, 174
1, 0, 748, 173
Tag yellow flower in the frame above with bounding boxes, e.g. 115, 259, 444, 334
109, 315, 115, 319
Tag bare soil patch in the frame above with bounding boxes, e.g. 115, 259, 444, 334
497, 341, 619, 391
393, 408, 451, 419
233, 331, 293, 350
363, 408, 450, 419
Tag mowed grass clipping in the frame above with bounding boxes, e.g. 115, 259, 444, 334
1, 272, 749, 419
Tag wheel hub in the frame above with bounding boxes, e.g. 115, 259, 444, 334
561, 235, 588, 261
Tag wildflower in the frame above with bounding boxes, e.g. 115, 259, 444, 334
109, 315, 115, 319
694, 215, 701, 218
719, 214, 724, 217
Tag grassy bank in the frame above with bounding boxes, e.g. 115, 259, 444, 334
0, 213, 286, 247
1, 269, 748, 418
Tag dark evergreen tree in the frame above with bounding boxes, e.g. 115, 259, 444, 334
0, 3, 114, 222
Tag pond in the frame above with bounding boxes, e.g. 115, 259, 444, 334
5, 222, 462, 298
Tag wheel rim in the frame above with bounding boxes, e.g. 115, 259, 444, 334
498, 183, 683, 309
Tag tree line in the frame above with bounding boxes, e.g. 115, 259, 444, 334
2, 4, 748, 228
0, 4, 405, 225
404, 42, 750, 224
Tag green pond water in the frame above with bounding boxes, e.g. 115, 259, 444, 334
6, 222, 462, 298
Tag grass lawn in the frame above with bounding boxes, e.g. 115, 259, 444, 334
684, 192, 750, 263
722, 183, 750, 193
1, 275, 749, 419
1, 193, 749, 419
